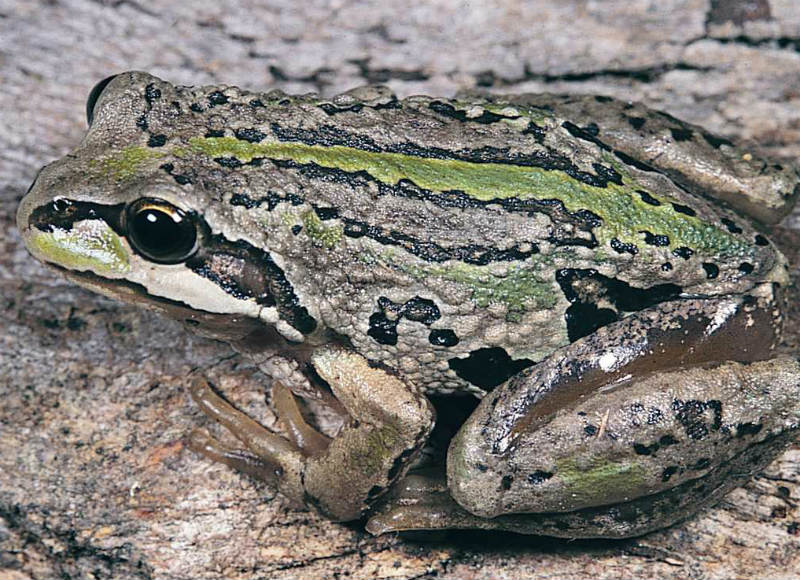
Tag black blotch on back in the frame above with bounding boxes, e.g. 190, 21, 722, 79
429, 329, 459, 347
367, 311, 398, 345
672, 203, 696, 217
669, 127, 694, 142
235, 127, 267, 143
702, 263, 720, 279
144, 83, 161, 105
556, 269, 682, 341
627, 116, 646, 130
428, 101, 517, 124
673, 246, 694, 259
701, 131, 734, 149
637, 190, 661, 206
610, 238, 638, 255
147, 134, 167, 147
721, 217, 743, 233
640, 231, 670, 247
207, 91, 229, 106
754, 234, 769, 246
215, 157, 243, 168
527, 471, 553, 484
368, 296, 444, 346
448, 347, 534, 390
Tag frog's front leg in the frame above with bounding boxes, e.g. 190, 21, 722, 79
369, 288, 800, 538
189, 347, 434, 521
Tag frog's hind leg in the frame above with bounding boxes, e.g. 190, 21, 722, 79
367, 420, 800, 539
188, 347, 435, 522
368, 290, 800, 538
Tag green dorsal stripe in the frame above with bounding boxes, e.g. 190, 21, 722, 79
188, 136, 751, 257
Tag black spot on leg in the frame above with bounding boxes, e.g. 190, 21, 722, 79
661, 465, 679, 482
563, 302, 618, 341
633, 442, 658, 456
755, 234, 770, 246
448, 347, 533, 390
501, 475, 514, 490
690, 457, 711, 471
736, 422, 763, 437
672, 399, 722, 440
739, 262, 754, 275
701, 131, 734, 149
368, 295, 446, 346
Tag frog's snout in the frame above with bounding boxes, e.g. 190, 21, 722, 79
17, 171, 131, 277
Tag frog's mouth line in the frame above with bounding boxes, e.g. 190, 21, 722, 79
47, 263, 267, 340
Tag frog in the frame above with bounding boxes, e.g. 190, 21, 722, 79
16, 71, 800, 539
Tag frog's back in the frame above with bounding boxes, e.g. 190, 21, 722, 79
43, 73, 796, 394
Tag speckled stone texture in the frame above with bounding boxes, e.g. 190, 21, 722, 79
1, 1, 799, 578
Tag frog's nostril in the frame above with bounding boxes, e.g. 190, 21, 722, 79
86, 74, 120, 126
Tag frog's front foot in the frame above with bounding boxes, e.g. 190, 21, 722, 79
188, 347, 434, 521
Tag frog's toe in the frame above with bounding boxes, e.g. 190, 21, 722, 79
271, 381, 331, 456
186, 428, 282, 485
188, 377, 305, 498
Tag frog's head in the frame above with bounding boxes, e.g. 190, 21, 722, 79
17, 71, 317, 345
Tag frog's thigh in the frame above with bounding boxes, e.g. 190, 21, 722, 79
447, 295, 800, 523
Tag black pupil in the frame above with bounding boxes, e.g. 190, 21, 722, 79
129, 206, 196, 263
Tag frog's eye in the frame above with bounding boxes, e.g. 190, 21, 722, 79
86, 74, 119, 126
124, 198, 199, 264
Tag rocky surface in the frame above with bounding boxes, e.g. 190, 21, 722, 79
1, 1, 799, 578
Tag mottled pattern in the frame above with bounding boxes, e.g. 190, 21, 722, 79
17, 72, 792, 396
